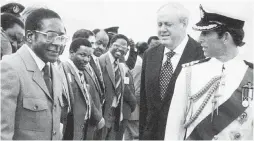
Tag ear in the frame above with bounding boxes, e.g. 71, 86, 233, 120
181, 18, 188, 28
26, 31, 34, 43
223, 32, 231, 44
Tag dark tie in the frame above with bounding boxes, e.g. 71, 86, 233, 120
43, 64, 53, 97
114, 60, 122, 97
159, 51, 175, 100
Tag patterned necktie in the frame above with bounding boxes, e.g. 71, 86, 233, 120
114, 60, 122, 97
159, 51, 175, 100
78, 71, 91, 120
43, 64, 53, 97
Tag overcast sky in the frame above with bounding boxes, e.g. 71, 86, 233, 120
3, 0, 253, 61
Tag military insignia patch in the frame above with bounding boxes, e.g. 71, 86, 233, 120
13, 5, 20, 13
237, 112, 248, 124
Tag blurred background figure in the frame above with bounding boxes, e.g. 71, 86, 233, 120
1, 2, 25, 18
147, 35, 160, 48
93, 28, 109, 57
105, 26, 119, 48
124, 41, 148, 140
1, 13, 25, 59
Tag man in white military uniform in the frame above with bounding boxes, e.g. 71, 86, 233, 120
165, 5, 253, 140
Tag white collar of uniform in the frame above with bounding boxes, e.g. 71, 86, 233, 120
210, 52, 243, 69
164, 34, 188, 55
67, 58, 81, 76
26, 44, 48, 71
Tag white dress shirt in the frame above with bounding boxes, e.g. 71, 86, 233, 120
108, 52, 122, 107
161, 35, 188, 72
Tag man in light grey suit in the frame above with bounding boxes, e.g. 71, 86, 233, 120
1, 8, 68, 140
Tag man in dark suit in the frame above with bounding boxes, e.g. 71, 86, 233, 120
139, 3, 205, 140
98, 34, 129, 140
61, 38, 104, 140
1, 8, 68, 140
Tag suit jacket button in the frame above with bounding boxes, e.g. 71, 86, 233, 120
81, 125, 84, 128
213, 135, 218, 140
53, 104, 57, 109
53, 130, 56, 135
34, 105, 38, 110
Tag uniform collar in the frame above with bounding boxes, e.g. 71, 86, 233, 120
26, 44, 48, 71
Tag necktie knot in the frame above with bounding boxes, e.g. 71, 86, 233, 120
79, 71, 85, 84
166, 51, 175, 60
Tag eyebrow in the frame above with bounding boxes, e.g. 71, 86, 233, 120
46, 30, 65, 35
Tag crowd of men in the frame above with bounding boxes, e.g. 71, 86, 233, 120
1, 2, 253, 140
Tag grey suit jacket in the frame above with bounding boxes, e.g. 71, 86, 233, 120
98, 52, 125, 128
1, 45, 64, 140
61, 61, 102, 140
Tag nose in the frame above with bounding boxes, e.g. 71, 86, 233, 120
159, 24, 167, 32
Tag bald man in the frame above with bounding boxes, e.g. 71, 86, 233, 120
139, 3, 205, 140
93, 29, 109, 57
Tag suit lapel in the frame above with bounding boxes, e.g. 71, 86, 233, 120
65, 61, 86, 95
84, 67, 100, 92
18, 46, 53, 101
105, 53, 115, 87
51, 64, 62, 100
149, 45, 165, 106
162, 37, 198, 104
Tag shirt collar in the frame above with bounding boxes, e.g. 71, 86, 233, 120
108, 51, 118, 65
26, 44, 47, 71
164, 35, 188, 55
67, 59, 81, 75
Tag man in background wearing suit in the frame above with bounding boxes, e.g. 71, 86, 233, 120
98, 34, 129, 140
139, 3, 205, 140
61, 38, 104, 140
1, 8, 68, 140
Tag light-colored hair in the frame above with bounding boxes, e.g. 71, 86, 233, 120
157, 3, 190, 26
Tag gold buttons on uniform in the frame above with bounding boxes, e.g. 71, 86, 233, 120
34, 105, 38, 110
230, 131, 242, 140
213, 135, 218, 140
237, 112, 248, 124
53, 130, 56, 135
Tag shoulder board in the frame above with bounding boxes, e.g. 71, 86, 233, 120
182, 58, 211, 68
244, 60, 253, 69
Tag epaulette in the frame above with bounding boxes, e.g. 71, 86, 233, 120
182, 58, 211, 68
244, 60, 253, 69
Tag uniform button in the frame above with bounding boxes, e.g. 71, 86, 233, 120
34, 105, 38, 110
53, 104, 57, 109
53, 130, 56, 135
234, 133, 241, 140
213, 135, 218, 140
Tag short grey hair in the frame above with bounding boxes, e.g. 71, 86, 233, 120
157, 3, 190, 26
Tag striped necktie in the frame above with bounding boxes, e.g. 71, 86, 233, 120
114, 60, 122, 97
159, 51, 175, 100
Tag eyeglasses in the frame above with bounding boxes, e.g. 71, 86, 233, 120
33, 30, 69, 46
113, 43, 129, 52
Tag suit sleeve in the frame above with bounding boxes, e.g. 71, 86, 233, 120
164, 68, 188, 140
139, 51, 148, 139
1, 61, 20, 140
126, 46, 138, 70
89, 96, 103, 126
1, 39, 12, 59
123, 71, 137, 112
